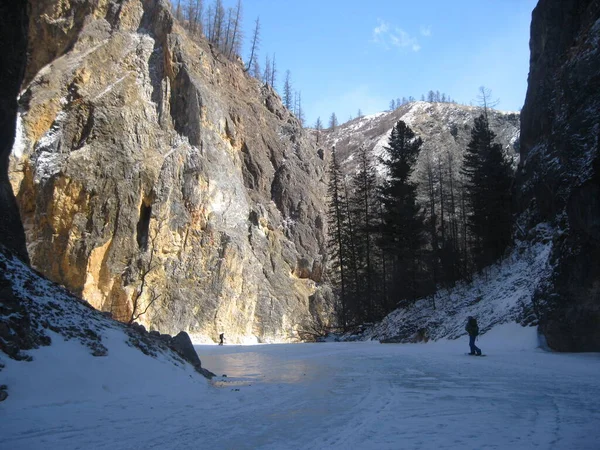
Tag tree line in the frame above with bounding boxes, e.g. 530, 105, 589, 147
326, 97, 513, 329
389, 91, 456, 111
170, 1, 310, 127
171, 0, 244, 59
314, 90, 458, 141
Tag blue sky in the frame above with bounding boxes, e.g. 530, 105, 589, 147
234, 0, 538, 126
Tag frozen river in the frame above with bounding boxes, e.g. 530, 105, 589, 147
195, 325, 600, 449
2, 324, 600, 449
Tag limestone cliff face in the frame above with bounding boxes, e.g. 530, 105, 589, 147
517, 0, 600, 351
10, 0, 333, 343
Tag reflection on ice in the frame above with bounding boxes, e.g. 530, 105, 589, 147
197, 346, 323, 385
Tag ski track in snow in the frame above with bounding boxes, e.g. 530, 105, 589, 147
2, 324, 600, 450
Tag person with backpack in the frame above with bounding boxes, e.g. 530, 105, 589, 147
219, 333, 224, 345
465, 316, 482, 355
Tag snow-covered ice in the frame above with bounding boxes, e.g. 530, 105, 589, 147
2, 323, 600, 450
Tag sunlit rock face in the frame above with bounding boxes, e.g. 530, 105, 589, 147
10, 0, 333, 343
517, 0, 600, 351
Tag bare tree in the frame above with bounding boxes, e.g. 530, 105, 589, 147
227, 0, 243, 58
211, 0, 225, 48
270, 53, 277, 87
186, 0, 197, 33
245, 16, 260, 72
223, 7, 233, 54
128, 229, 163, 325
263, 54, 271, 86
476, 86, 499, 119
251, 56, 261, 81
175, 0, 183, 21
194, 0, 203, 35
205, 3, 214, 41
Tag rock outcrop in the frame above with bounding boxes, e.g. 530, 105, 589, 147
10, 0, 333, 343
517, 0, 600, 351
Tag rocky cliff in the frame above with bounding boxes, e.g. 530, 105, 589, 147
517, 0, 600, 351
10, 0, 333, 343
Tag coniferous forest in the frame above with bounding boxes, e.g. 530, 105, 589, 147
326, 115, 514, 329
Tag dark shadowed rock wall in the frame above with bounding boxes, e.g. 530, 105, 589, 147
0, 0, 29, 262
518, 0, 600, 351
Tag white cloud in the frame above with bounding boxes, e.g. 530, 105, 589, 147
371, 20, 421, 52
420, 25, 432, 37
373, 21, 389, 37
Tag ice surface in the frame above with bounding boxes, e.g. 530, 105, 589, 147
2, 323, 600, 450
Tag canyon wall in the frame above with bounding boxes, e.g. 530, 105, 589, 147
0, 0, 29, 262
518, 0, 600, 350
10, 0, 333, 343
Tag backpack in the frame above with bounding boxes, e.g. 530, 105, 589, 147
466, 318, 479, 336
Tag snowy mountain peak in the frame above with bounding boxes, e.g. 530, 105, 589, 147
322, 101, 520, 178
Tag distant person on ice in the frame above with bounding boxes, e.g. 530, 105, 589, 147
219, 333, 224, 346
465, 316, 482, 355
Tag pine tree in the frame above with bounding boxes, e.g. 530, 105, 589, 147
327, 146, 350, 328
329, 112, 338, 131
378, 120, 426, 303
461, 114, 513, 270
296, 91, 304, 126
283, 70, 293, 110
350, 145, 379, 321
315, 117, 323, 144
